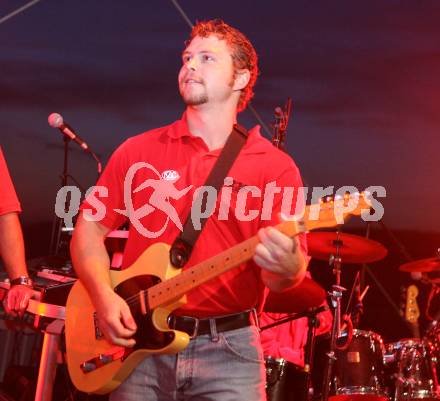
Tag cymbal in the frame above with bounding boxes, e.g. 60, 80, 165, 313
400, 258, 440, 273
307, 232, 388, 264
264, 277, 326, 313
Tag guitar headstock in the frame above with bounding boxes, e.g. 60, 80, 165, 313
305, 192, 372, 231
404, 284, 420, 324
277, 192, 372, 237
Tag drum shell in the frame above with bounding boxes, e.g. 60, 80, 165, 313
330, 329, 388, 401
385, 338, 440, 401
265, 357, 307, 401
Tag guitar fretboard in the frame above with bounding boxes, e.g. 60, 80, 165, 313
147, 235, 260, 309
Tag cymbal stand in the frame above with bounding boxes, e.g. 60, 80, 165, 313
322, 232, 346, 401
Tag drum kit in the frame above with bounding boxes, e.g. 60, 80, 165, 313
263, 231, 440, 401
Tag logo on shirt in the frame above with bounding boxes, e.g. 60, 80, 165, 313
112, 162, 192, 238
161, 170, 180, 181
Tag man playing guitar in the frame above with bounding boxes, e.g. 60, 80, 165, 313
71, 19, 307, 401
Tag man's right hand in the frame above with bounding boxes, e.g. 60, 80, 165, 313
94, 287, 138, 348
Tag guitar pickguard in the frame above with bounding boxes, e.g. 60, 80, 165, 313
114, 274, 176, 350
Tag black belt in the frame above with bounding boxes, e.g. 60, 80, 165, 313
168, 310, 256, 338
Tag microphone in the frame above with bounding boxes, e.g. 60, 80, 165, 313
48, 113, 89, 151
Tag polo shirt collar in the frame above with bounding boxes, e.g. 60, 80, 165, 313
166, 113, 269, 155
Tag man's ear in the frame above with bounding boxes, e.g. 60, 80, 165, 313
233, 69, 251, 91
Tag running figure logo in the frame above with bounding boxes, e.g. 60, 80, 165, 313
115, 162, 193, 238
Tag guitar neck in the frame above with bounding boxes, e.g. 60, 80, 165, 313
148, 235, 260, 309
147, 216, 311, 309
145, 193, 369, 310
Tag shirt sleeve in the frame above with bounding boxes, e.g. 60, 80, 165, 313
80, 141, 130, 230
0, 147, 21, 216
261, 159, 309, 259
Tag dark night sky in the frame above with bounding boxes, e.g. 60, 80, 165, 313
1, 0, 440, 234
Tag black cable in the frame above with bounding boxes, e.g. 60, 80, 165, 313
0, 0, 42, 25
378, 220, 414, 262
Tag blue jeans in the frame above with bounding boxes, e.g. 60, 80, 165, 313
110, 325, 266, 401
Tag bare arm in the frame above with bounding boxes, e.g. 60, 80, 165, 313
71, 212, 136, 347
0, 212, 27, 278
0, 212, 34, 316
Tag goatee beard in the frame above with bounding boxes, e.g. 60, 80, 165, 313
182, 93, 208, 106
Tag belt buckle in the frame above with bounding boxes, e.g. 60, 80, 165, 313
167, 315, 200, 339
187, 316, 200, 339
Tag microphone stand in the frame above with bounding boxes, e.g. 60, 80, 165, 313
48, 135, 101, 257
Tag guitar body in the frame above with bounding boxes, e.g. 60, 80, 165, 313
65, 243, 190, 394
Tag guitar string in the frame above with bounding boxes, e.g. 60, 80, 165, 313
116, 198, 361, 309
119, 223, 301, 308
120, 247, 249, 309
119, 237, 252, 308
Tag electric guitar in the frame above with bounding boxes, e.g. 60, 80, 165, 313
65, 193, 371, 394
404, 284, 420, 338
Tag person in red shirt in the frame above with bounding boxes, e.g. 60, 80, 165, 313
71, 19, 308, 401
259, 272, 333, 368
0, 147, 34, 316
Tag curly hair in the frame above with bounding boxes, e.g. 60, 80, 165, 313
186, 19, 259, 113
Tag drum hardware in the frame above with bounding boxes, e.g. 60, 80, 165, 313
317, 230, 389, 401
384, 338, 440, 401
321, 230, 347, 401
260, 305, 329, 332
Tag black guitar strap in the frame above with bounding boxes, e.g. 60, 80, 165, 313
170, 124, 248, 268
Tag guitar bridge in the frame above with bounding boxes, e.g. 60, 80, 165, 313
80, 346, 128, 373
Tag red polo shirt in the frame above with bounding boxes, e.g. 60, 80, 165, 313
81, 115, 307, 317
0, 147, 21, 216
